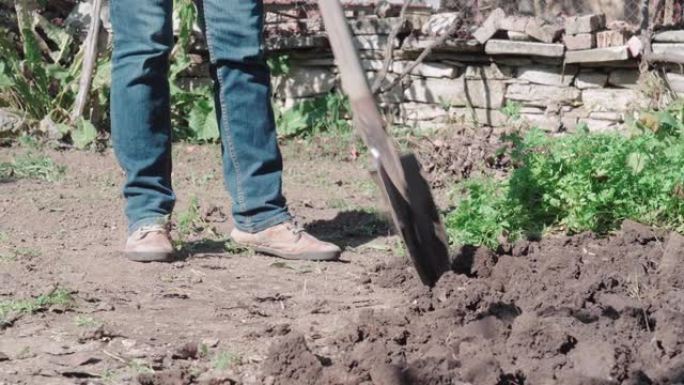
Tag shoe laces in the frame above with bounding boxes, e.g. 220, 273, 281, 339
284, 219, 305, 237
134, 224, 168, 239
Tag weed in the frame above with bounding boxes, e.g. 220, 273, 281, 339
267, 54, 291, 77
74, 315, 100, 328
0, 232, 7, 244
176, 196, 205, 239
101, 369, 117, 384
445, 101, 684, 248
501, 101, 522, 121
13, 247, 39, 258
129, 359, 154, 374
275, 92, 351, 139
0, 287, 73, 323
0, 153, 65, 181
212, 351, 241, 370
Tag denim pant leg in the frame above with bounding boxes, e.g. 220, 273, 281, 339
199, 0, 290, 233
110, 0, 176, 233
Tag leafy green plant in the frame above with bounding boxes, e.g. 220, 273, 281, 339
275, 92, 351, 138
267, 54, 291, 77
0, 153, 66, 181
212, 351, 241, 370
501, 100, 522, 121
446, 102, 684, 248
0, 287, 73, 324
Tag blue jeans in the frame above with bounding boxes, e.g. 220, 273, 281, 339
110, 0, 290, 234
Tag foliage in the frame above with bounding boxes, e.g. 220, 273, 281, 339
0, 2, 109, 148
0, 152, 66, 182
0, 287, 73, 324
275, 92, 351, 138
445, 101, 684, 248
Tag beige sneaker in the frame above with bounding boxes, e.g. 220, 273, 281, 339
231, 221, 342, 261
124, 225, 175, 262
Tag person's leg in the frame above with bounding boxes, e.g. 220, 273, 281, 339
110, 0, 175, 261
198, 0, 341, 260
198, 0, 290, 233
110, 0, 175, 234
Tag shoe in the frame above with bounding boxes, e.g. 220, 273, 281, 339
231, 220, 342, 261
124, 224, 175, 262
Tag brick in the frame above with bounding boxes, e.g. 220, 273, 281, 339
563, 33, 596, 50
507, 31, 531, 41
627, 36, 643, 57
564, 14, 606, 35
485, 40, 565, 57
499, 16, 530, 32
525, 18, 563, 43
575, 71, 608, 89
653, 30, 684, 43
506, 83, 581, 107
404, 76, 506, 108
349, 16, 408, 35
565, 46, 629, 63
596, 30, 628, 48
472, 8, 505, 44
518, 65, 577, 86
607, 69, 640, 89
582, 89, 648, 111
421, 12, 460, 36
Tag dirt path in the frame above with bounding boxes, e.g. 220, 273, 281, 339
2, 141, 684, 385
0, 143, 411, 385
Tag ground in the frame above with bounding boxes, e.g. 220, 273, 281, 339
1, 140, 684, 385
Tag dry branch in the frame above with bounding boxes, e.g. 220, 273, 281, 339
71, 0, 103, 123
371, 0, 412, 93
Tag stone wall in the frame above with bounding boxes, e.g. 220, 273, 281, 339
174, 8, 684, 134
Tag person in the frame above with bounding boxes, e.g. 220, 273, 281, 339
110, 0, 341, 262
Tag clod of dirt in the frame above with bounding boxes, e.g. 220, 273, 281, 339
78, 324, 119, 342
620, 220, 658, 245
0, 352, 9, 361
262, 333, 323, 385
138, 369, 194, 385
172, 342, 199, 360
262, 226, 684, 384
659, 231, 684, 289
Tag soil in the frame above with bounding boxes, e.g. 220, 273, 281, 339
1, 141, 684, 385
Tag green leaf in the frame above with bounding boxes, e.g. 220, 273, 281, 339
188, 99, 219, 142
626, 152, 647, 175
71, 119, 98, 149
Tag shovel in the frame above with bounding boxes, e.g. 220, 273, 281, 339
316, 0, 450, 287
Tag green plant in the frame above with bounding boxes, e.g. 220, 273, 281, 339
501, 100, 522, 121
74, 315, 100, 328
212, 351, 241, 370
445, 102, 684, 248
267, 54, 291, 77
176, 196, 205, 239
0, 287, 73, 324
0, 153, 65, 181
275, 92, 351, 138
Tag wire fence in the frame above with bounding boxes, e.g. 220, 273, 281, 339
442, 0, 684, 29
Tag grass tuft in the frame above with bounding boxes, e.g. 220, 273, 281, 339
0, 153, 65, 182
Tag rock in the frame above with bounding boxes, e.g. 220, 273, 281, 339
597, 30, 629, 48
0, 109, 22, 134
666, 72, 684, 93
565, 46, 630, 63
353, 35, 399, 51
652, 43, 684, 58
575, 71, 608, 89
0, 352, 8, 361
360, 59, 385, 71
401, 36, 482, 53
283, 67, 336, 98
464, 63, 512, 80
506, 83, 581, 107
659, 232, 684, 289
563, 33, 596, 50
507, 31, 531, 41
472, 8, 505, 44
450, 108, 507, 127
485, 40, 565, 57
518, 65, 577, 86
608, 69, 640, 89
569, 340, 616, 381
564, 14, 606, 34
400, 103, 447, 121
349, 16, 408, 35
365, 72, 403, 104
589, 111, 623, 121
653, 30, 684, 43
522, 113, 562, 131
525, 18, 563, 43
627, 36, 643, 56
499, 15, 530, 32
421, 12, 460, 36
266, 35, 329, 52
582, 89, 647, 111
391, 62, 458, 78
172, 342, 198, 360
580, 118, 621, 132
404, 77, 506, 109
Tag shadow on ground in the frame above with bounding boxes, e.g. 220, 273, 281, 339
305, 209, 394, 249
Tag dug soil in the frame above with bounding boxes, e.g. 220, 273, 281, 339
1, 139, 684, 385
